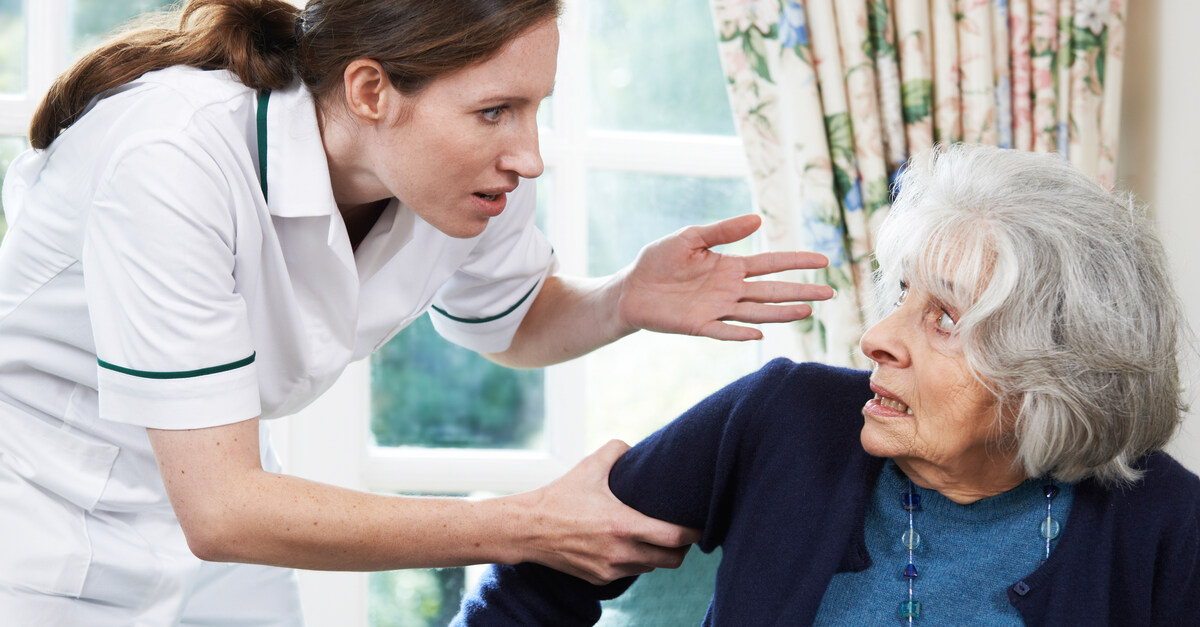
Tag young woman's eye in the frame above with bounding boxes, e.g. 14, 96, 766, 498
481, 106, 507, 123
936, 310, 957, 332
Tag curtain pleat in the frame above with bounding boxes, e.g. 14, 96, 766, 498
1011, 0, 1034, 151
993, 0, 1014, 149
869, 0, 908, 172
1096, 0, 1126, 189
930, 0, 963, 143
710, 0, 1123, 363
1030, 0, 1059, 152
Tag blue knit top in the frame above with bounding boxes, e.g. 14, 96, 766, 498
814, 460, 1074, 625
454, 361, 1200, 626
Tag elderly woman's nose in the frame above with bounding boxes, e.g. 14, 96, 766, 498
860, 315, 909, 367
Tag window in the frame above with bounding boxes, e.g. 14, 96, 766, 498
0, 1, 748, 623
0, 0, 178, 240
301, 1, 754, 623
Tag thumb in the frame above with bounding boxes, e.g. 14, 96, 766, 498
586, 439, 632, 474
689, 214, 762, 249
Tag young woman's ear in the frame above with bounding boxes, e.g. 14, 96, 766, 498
342, 59, 396, 123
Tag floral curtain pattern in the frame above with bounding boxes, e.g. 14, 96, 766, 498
710, 0, 1125, 366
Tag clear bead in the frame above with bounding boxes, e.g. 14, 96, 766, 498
899, 600, 922, 618
901, 528, 921, 549
1039, 516, 1061, 540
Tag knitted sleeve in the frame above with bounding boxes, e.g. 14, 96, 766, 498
451, 359, 796, 626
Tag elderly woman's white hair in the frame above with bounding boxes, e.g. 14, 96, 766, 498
871, 143, 1187, 486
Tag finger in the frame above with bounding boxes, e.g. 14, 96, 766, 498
720, 303, 816, 325
695, 320, 765, 342
627, 515, 703, 550
684, 214, 763, 249
628, 543, 693, 571
739, 280, 835, 303
739, 250, 831, 277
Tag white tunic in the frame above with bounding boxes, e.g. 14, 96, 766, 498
0, 66, 553, 619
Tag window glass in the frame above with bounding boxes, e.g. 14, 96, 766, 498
370, 314, 545, 449
0, 0, 24, 94
588, 0, 734, 135
369, 176, 554, 450
584, 171, 757, 448
69, 0, 176, 56
0, 136, 30, 242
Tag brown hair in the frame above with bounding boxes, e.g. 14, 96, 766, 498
30, 0, 562, 149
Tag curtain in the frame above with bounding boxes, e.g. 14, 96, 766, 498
710, 0, 1126, 366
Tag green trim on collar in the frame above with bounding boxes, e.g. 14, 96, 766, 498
431, 282, 540, 324
98, 353, 256, 380
256, 90, 271, 201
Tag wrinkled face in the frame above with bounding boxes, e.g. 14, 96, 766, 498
368, 19, 558, 238
859, 280, 1012, 475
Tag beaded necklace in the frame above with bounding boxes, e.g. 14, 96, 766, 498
898, 478, 1060, 622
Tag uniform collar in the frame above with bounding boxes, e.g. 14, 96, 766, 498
260, 82, 339, 219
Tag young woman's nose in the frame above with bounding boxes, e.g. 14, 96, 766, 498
499, 119, 544, 179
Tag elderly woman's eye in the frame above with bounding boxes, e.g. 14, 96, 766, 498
895, 281, 909, 307
936, 310, 957, 331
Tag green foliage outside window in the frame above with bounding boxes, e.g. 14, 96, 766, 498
370, 315, 544, 449
69, 0, 177, 56
370, 566, 466, 627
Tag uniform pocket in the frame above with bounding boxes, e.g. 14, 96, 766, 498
0, 400, 118, 511
0, 459, 92, 596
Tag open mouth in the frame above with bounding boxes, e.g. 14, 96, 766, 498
873, 393, 913, 415
474, 192, 500, 201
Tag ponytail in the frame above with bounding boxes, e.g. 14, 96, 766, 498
30, 0, 300, 149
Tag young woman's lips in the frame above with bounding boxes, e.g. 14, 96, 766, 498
472, 191, 508, 217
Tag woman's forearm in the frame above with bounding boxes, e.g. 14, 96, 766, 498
182, 468, 525, 570
486, 274, 633, 369
150, 422, 694, 581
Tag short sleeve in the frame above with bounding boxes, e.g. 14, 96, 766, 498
84, 130, 260, 429
429, 178, 556, 353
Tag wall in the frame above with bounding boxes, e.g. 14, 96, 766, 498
1120, 0, 1200, 471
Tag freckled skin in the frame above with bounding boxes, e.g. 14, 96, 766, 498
859, 282, 1024, 503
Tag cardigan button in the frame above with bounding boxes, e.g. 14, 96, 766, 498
1013, 581, 1031, 596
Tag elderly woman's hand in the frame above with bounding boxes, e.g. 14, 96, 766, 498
509, 440, 701, 585
617, 214, 834, 341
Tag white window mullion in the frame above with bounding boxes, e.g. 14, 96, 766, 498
286, 360, 371, 627
26, 0, 68, 101
544, 0, 591, 469
587, 131, 747, 177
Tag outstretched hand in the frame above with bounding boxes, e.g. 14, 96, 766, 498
519, 440, 701, 585
617, 214, 834, 341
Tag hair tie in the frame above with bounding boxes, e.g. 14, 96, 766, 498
294, 11, 307, 40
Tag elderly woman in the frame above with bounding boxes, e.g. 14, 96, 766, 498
453, 144, 1200, 625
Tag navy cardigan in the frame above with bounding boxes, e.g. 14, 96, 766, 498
455, 360, 1200, 625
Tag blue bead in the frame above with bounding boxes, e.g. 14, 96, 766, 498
899, 600, 922, 618
1044, 484, 1059, 499
902, 563, 918, 579
902, 492, 921, 511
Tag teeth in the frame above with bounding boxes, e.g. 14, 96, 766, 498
477, 193, 498, 201
874, 393, 913, 415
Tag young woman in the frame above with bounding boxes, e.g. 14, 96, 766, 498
0, 0, 832, 623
